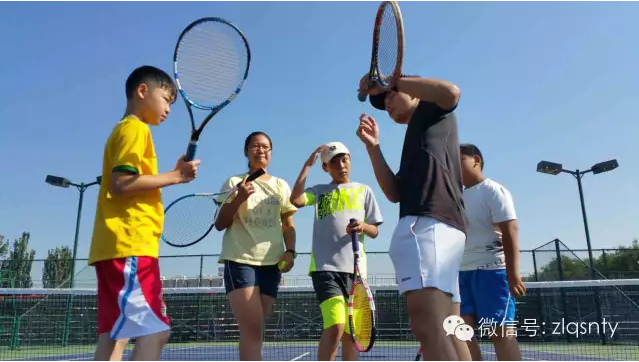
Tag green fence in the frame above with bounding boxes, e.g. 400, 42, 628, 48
1, 241, 637, 289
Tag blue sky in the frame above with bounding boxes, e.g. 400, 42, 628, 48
1, 2, 638, 282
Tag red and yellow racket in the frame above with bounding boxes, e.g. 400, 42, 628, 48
347, 218, 377, 352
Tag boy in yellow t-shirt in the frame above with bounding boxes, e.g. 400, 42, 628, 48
89, 65, 199, 361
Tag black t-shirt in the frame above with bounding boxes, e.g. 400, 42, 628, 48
396, 100, 467, 234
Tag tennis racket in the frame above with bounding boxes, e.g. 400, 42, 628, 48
174, 17, 251, 161
161, 168, 265, 248
357, 1, 405, 102
347, 218, 377, 352
414, 346, 422, 361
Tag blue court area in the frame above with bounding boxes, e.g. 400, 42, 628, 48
4, 343, 629, 361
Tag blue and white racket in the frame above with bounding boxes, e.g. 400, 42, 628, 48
161, 168, 265, 248
174, 17, 251, 161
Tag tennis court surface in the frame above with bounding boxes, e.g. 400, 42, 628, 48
2, 280, 638, 361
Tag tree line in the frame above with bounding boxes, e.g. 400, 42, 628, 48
0, 232, 637, 288
0, 232, 72, 288
525, 238, 639, 281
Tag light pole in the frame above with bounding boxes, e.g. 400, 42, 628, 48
45, 174, 101, 288
536, 159, 618, 278
536, 159, 618, 345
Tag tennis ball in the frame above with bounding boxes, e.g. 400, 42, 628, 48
278, 261, 287, 271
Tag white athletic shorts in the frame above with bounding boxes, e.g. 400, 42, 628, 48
388, 215, 465, 302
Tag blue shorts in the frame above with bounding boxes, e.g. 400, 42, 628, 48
223, 260, 281, 298
459, 269, 515, 326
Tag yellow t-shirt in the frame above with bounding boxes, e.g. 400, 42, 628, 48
218, 174, 297, 266
88, 116, 164, 265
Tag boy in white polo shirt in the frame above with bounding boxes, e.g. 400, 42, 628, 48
459, 143, 526, 361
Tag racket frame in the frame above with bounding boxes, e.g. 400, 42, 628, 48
173, 17, 252, 161
358, 1, 405, 102
347, 218, 377, 352
161, 168, 265, 248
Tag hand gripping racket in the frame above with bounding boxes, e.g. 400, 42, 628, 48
347, 218, 377, 352
357, 1, 405, 102
174, 17, 251, 161
161, 168, 265, 248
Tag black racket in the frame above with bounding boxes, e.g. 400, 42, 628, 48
173, 17, 251, 161
358, 1, 404, 102
161, 168, 265, 247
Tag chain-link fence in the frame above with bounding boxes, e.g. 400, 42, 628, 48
0, 238, 637, 288
528, 239, 639, 282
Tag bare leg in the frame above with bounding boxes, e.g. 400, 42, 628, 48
317, 324, 345, 361
130, 331, 170, 361
93, 335, 129, 361
461, 314, 483, 361
492, 326, 521, 361
450, 303, 472, 361
406, 288, 458, 360
260, 294, 276, 323
228, 287, 265, 361
341, 329, 359, 361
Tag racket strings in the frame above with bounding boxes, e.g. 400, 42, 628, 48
376, 4, 399, 80
162, 195, 220, 246
352, 283, 374, 345
176, 20, 249, 108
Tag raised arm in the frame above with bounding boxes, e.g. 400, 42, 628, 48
290, 146, 325, 208
356, 114, 399, 203
395, 77, 460, 111
358, 74, 460, 111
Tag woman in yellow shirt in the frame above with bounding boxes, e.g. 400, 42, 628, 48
214, 131, 297, 361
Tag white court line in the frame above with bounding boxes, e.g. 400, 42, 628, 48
163, 347, 228, 352
291, 352, 310, 361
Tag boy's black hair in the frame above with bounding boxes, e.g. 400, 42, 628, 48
460, 143, 484, 170
125, 65, 177, 102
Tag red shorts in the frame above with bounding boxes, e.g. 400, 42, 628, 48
95, 256, 170, 339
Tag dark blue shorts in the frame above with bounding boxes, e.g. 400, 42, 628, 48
223, 260, 282, 298
459, 269, 516, 326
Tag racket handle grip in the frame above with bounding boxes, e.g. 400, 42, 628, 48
185, 141, 197, 162
349, 218, 359, 250
246, 168, 266, 182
